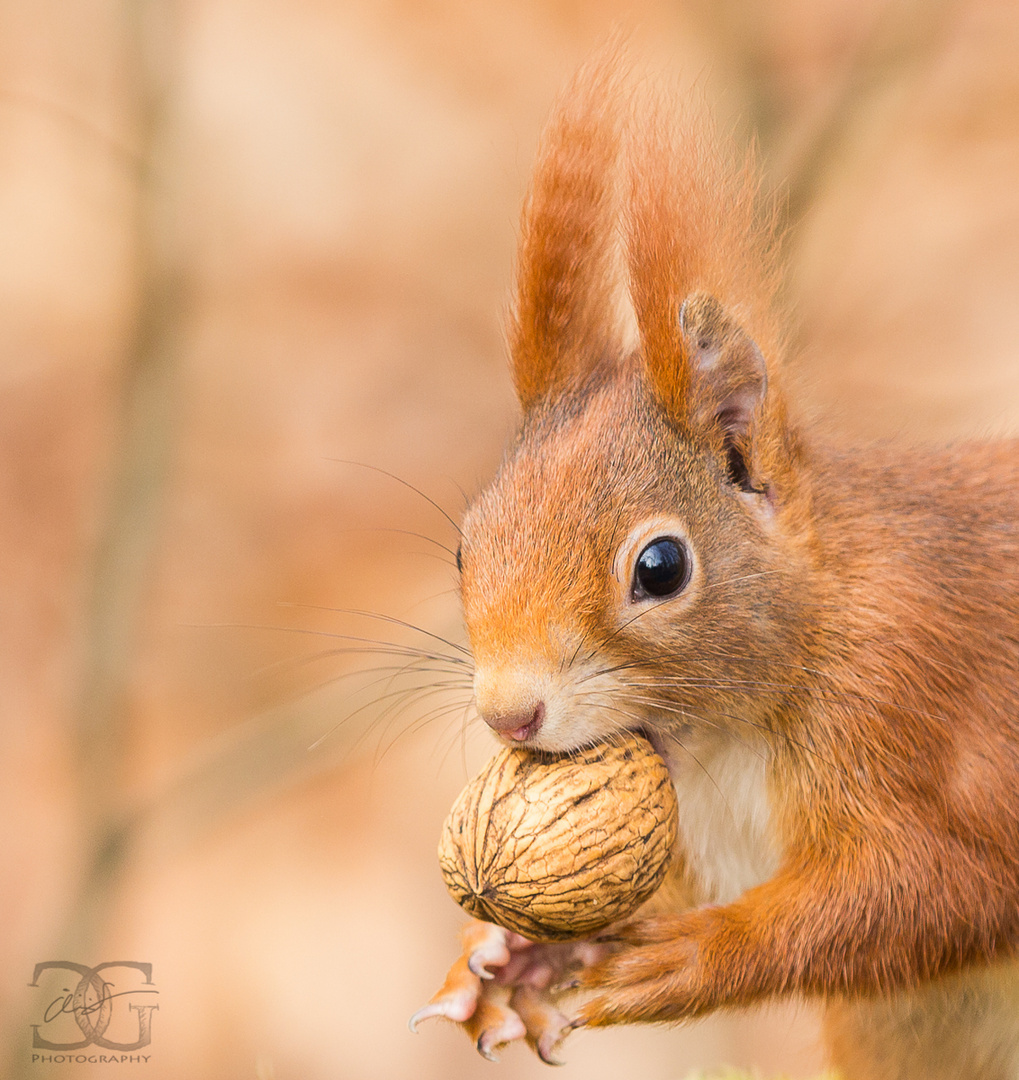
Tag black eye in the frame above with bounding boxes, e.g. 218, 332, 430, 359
632, 538, 690, 599
455, 544, 463, 573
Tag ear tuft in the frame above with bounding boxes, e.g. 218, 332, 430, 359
508, 51, 631, 412
623, 77, 784, 449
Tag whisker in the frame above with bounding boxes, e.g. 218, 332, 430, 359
448, 477, 471, 513
250, 649, 468, 684
374, 691, 477, 767
404, 587, 463, 615
190, 621, 473, 666
577, 649, 951, 726
458, 696, 476, 780
603, 689, 840, 774
308, 676, 471, 752
435, 709, 487, 780
338, 525, 460, 560
655, 727, 743, 825
362, 680, 473, 762
394, 549, 459, 569
275, 606, 473, 658
326, 458, 463, 538
580, 596, 675, 659
576, 651, 825, 684
614, 671, 950, 726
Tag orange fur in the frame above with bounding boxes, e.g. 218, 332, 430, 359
455, 50, 1019, 1077
509, 53, 628, 410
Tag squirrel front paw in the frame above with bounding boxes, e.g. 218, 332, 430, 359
410, 919, 610, 1064
575, 914, 709, 1027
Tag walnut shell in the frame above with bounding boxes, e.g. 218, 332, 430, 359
438, 732, 677, 942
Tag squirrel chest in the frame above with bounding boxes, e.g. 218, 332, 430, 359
666, 735, 781, 905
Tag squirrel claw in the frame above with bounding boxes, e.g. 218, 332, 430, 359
466, 985, 527, 1061
535, 1029, 569, 1066
475, 1033, 503, 1063
409, 951, 483, 1033
417, 921, 603, 1062
472, 1009, 526, 1062
509, 984, 575, 1065
468, 951, 497, 979
463, 923, 512, 980
408, 995, 474, 1032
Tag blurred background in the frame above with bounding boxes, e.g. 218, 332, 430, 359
2, 0, 1019, 1077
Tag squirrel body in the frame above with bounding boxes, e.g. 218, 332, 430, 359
827, 963, 1019, 1079
418, 51, 1019, 1077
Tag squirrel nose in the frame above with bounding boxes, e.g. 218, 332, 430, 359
474, 668, 547, 741
482, 702, 546, 742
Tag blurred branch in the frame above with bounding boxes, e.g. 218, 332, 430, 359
689, 0, 960, 233
113, 688, 398, 856
0, 6, 186, 1050
0, 87, 143, 174
769, 0, 961, 234
67, 0, 183, 913
0, 5, 186, 1073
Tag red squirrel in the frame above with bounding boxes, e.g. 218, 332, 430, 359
409, 50, 1019, 1078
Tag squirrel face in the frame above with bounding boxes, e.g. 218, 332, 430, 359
459, 363, 797, 755
456, 65, 813, 756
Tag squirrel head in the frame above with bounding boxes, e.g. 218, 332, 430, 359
459, 54, 813, 754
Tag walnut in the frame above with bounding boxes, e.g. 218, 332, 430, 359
438, 732, 678, 942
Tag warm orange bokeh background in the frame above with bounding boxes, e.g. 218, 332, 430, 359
3, 1, 1019, 1077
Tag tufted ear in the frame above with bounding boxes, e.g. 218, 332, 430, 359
621, 74, 786, 490
679, 292, 767, 442
508, 52, 630, 411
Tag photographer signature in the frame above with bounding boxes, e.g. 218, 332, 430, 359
42, 982, 159, 1026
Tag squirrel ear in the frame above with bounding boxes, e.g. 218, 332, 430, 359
678, 293, 767, 442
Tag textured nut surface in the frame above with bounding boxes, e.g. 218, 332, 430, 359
438, 732, 678, 941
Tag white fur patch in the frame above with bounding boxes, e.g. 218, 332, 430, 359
665, 735, 780, 904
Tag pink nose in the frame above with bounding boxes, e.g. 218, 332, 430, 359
481, 701, 545, 742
